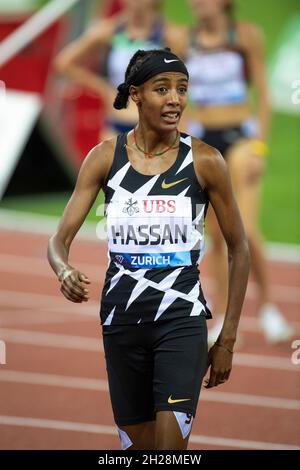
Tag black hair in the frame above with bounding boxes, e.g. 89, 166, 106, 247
224, 0, 234, 19
113, 47, 172, 110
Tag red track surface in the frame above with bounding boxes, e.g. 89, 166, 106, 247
0, 229, 299, 450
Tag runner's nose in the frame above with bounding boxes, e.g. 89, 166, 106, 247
167, 89, 180, 105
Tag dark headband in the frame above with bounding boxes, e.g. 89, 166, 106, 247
130, 51, 189, 87
130, 51, 189, 86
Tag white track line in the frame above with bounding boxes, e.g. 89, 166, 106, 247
233, 353, 297, 371
0, 370, 108, 391
0, 328, 102, 351
0, 328, 298, 372
1, 370, 299, 411
0, 415, 116, 437
1, 208, 300, 263
0, 415, 298, 450
0, 210, 99, 240
0, 252, 300, 305
189, 433, 300, 450
1, 289, 300, 333
203, 390, 300, 410
0, 310, 91, 326
0, 290, 99, 316
5, 306, 298, 333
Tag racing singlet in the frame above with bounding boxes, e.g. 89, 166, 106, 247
100, 133, 211, 325
104, 19, 164, 89
186, 24, 249, 107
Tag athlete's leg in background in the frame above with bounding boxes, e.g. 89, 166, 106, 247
227, 140, 294, 342
227, 140, 269, 308
207, 138, 269, 344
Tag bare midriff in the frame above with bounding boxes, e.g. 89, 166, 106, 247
188, 101, 251, 128
107, 100, 252, 128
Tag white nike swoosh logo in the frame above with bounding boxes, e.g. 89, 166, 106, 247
164, 59, 179, 63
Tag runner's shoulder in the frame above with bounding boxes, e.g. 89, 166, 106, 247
82, 136, 117, 185
191, 137, 223, 166
191, 137, 226, 189
236, 21, 264, 50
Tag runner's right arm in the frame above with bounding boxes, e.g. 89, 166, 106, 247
47, 139, 114, 302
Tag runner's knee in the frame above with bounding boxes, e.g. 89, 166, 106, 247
117, 421, 155, 450
155, 411, 193, 450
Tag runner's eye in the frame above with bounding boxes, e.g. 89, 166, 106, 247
178, 87, 187, 95
156, 87, 168, 94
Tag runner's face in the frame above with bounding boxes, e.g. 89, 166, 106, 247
189, 0, 230, 18
132, 72, 188, 132
121, 0, 161, 12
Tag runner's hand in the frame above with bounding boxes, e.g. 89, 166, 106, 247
203, 343, 233, 388
59, 267, 90, 303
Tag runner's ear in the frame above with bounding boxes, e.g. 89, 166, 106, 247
129, 85, 141, 105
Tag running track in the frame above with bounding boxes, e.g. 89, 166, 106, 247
0, 227, 299, 450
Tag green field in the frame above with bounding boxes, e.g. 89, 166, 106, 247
1, 0, 299, 244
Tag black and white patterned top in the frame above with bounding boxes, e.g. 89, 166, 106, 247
100, 132, 211, 325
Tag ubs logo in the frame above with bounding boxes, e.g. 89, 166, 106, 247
143, 199, 176, 213
123, 198, 139, 216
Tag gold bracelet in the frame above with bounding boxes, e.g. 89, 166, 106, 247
214, 342, 234, 354
251, 139, 268, 158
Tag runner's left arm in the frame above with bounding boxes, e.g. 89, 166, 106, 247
194, 140, 250, 387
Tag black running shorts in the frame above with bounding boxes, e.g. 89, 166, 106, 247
102, 315, 208, 426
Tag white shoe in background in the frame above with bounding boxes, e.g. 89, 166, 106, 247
259, 304, 294, 343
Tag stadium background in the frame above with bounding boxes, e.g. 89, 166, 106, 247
0, 0, 299, 452
0, 0, 299, 244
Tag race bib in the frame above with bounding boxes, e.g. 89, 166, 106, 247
106, 196, 195, 268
